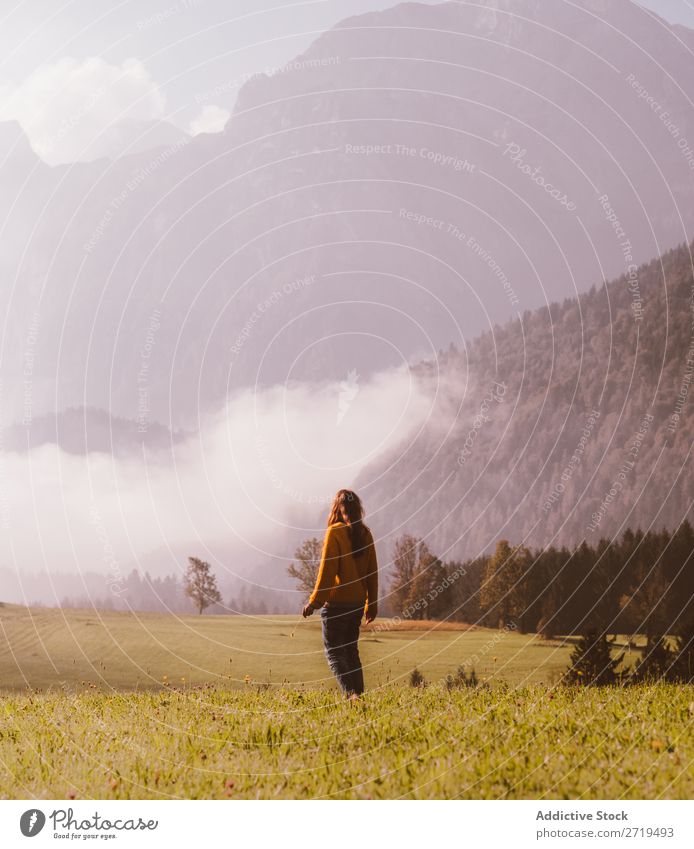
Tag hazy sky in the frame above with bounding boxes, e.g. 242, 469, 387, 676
643, 0, 694, 25
1, 0, 693, 161
0, 0, 447, 159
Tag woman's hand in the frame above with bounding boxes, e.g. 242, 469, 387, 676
364, 603, 378, 624
302, 603, 315, 618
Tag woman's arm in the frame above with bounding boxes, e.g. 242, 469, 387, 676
305, 526, 340, 613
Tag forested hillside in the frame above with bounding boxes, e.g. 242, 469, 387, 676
360, 240, 694, 560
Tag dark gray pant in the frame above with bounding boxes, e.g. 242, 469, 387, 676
320, 604, 365, 695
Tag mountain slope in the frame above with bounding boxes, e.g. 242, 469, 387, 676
1, 0, 693, 427
357, 238, 694, 559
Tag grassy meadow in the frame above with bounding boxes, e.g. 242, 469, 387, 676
0, 604, 574, 691
0, 604, 691, 799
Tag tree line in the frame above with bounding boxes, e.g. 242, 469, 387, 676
288, 522, 694, 683
54, 557, 280, 615
375, 524, 694, 639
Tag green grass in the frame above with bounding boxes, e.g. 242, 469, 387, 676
0, 606, 691, 800
0, 604, 576, 691
1, 684, 692, 799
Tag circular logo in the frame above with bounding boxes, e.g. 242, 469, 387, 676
20, 809, 46, 837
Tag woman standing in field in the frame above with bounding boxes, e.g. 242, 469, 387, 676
302, 489, 378, 697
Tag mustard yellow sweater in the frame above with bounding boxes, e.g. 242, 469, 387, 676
309, 522, 378, 612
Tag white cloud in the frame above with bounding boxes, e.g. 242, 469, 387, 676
189, 104, 230, 136
0, 57, 166, 164
0, 368, 433, 581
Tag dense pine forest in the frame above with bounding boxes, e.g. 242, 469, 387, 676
384, 525, 694, 682
386, 525, 694, 638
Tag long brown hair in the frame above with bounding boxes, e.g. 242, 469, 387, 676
327, 489, 369, 558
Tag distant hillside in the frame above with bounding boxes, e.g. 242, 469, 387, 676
358, 240, 694, 558
4, 406, 188, 456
